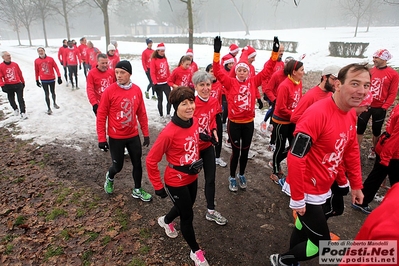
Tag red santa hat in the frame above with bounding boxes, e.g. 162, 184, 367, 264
242, 45, 257, 59
229, 43, 239, 54
186, 48, 193, 56
373, 49, 392, 61
235, 51, 250, 72
157, 43, 165, 51
222, 54, 235, 66
359, 91, 373, 107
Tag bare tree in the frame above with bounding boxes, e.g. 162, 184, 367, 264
229, 0, 250, 35
0, 0, 23, 45
49, 0, 85, 40
92, 0, 111, 48
13, 0, 37, 46
179, 0, 194, 49
339, 0, 374, 37
33, 0, 54, 47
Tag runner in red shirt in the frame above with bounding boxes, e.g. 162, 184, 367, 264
146, 86, 210, 266
106, 44, 120, 70
168, 56, 192, 89
78, 37, 88, 78
64, 40, 81, 90
57, 39, 69, 84
86, 53, 115, 115
142, 38, 155, 100
34, 47, 63, 115
86, 41, 101, 70
97, 60, 152, 202
270, 63, 368, 266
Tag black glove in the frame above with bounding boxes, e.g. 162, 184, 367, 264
79, 64, 82, 70
155, 188, 168, 198
98, 142, 109, 152
36, 80, 42, 88
257, 99, 264, 109
214, 36, 222, 53
263, 93, 269, 102
210, 134, 218, 146
60, 61, 63, 66
143, 136, 150, 147
336, 186, 350, 196
92, 104, 98, 115
57, 77, 62, 85
273, 36, 280, 53
21, 83, 25, 89
200, 132, 212, 142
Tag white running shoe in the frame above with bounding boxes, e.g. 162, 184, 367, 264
14, 109, 19, 116
215, 157, 227, 167
21, 113, 28, 120
190, 249, 209, 266
157, 216, 178, 238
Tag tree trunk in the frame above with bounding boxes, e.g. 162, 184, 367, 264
41, 10, 49, 47
354, 16, 360, 37
103, 6, 110, 50
62, 0, 70, 40
27, 26, 32, 46
187, 0, 193, 49
366, 13, 372, 32
16, 28, 21, 46
229, 0, 250, 35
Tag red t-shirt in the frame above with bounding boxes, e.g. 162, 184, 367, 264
0, 62, 24, 86
34, 56, 61, 81
96, 82, 149, 142
86, 67, 116, 106
290, 85, 332, 124
146, 118, 199, 190
283, 97, 363, 209
194, 96, 218, 151
370, 66, 399, 109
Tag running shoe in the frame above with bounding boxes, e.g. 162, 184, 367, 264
237, 173, 247, 189
104, 172, 114, 194
351, 203, 372, 214
215, 157, 227, 167
205, 210, 227, 225
132, 188, 152, 202
368, 147, 376, 159
190, 249, 209, 266
157, 216, 178, 238
228, 176, 238, 192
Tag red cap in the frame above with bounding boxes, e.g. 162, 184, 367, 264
157, 43, 165, 50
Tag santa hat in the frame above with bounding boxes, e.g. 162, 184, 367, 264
359, 91, 373, 107
242, 46, 257, 59
229, 44, 239, 54
373, 49, 392, 61
235, 51, 250, 72
157, 43, 165, 51
186, 48, 193, 56
222, 54, 235, 66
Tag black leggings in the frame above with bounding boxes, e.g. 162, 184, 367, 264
227, 120, 254, 177
83, 62, 90, 78
323, 181, 344, 219
271, 123, 295, 174
280, 204, 331, 265
357, 107, 387, 136
222, 94, 228, 124
362, 155, 399, 206
215, 113, 223, 158
200, 145, 216, 210
108, 136, 143, 189
153, 83, 171, 116
165, 179, 199, 252
4, 83, 26, 113
62, 66, 68, 82
67, 65, 78, 87
42, 81, 56, 109
145, 70, 154, 95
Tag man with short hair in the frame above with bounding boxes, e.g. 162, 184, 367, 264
0, 51, 27, 119
357, 49, 399, 159
270, 63, 368, 266
141, 38, 155, 100
78, 37, 89, 78
97, 60, 152, 202
86, 53, 115, 115
64, 40, 81, 90
58, 39, 69, 85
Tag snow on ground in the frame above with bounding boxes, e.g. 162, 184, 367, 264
1, 26, 398, 162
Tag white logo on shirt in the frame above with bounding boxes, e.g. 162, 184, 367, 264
322, 131, 348, 177
5, 67, 17, 82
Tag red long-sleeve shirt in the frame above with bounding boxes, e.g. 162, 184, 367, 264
0, 62, 24, 86
272, 77, 302, 124
146, 119, 199, 190
283, 97, 363, 209
261, 60, 284, 92
34, 56, 61, 81
63, 47, 81, 66
141, 48, 153, 71
167, 66, 192, 87
150, 56, 170, 85
96, 82, 149, 142
290, 85, 332, 124
189, 61, 198, 75
370, 66, 399, 109
86, 47, 101, 69
107, 54, 120, 70
210, 80, 223, 114
194, 96, 218, 151
375, 104, 399, 165
78, 44, 88, 62
213, 58, 275, 123
58, 45, 67, 65
262, 69, 286, 102
86, 67, 116, 106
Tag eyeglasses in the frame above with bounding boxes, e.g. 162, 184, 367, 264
328, 75, 337, 81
